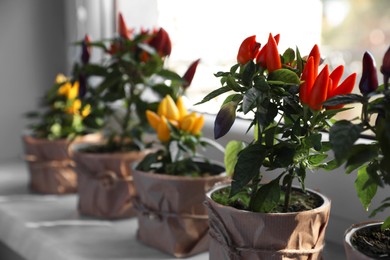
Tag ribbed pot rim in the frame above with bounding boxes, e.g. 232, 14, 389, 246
206, 182, 331, 216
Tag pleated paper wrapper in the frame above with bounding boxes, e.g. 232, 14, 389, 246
22, 133, 101, 194
205, 184, 331, 260
72, 147, 146, 219
132, 167, 226, 258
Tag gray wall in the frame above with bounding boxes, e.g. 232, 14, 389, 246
0, 0, 67, 162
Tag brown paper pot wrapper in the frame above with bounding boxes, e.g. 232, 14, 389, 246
132, 163, 226, 258
72, 144, 147, 219
22, 133, 101, 194
344, 221, 385, 260
205, 183, 331, 260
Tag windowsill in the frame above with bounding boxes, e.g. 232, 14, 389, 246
0, 153, 348, 260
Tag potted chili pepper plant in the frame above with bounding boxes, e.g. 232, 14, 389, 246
132, 94, 226, 258
325, 46, 390, 259
70, 13, 201, 219
196, 33, 357, 259
23, 34, 103, 194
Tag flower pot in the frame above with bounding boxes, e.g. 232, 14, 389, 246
205, 183, 331, 260
344, 221, 389, 259
132, 162, 226, 258
71, 143, 147, 219
22, 133, 101, 194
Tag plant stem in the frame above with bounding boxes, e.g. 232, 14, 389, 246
283, 168, 294, 212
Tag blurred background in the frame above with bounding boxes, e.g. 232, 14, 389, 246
0, 0, 389, 161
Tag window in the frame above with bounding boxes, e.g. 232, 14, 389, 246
116, 0, 390, 115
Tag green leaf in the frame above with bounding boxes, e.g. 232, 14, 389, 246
224, 141, 246, 177
308, 154, 328, 166
355, 165, 378, 211
267, 68, 300, 85
157, 69, 183, 82
242, 61, 256, 86
136, 152, 160, 171
282, 48, 295, 64
242, 87, 261, 114
253, 76, 269, 91
221, 94, 243, 106
230, 143, 266, 197
250, 180, 281, 212
194, 86, 231, 105
382, 216, 390, 230
345, 144, 378, 173
369, 197, 390, 218
227, 75, 245, 91
329, 120, 363, 163
323, 93, 364, 107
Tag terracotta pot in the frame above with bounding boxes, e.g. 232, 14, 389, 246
344, 221, 387, 260
71, 143, 147, 219
205, 183, 331, 260
132, 162, 226, 258
21, 133, 102, 194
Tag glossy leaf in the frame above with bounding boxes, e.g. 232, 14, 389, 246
230, 143, 266, 197
224, 140, 246, 176
329, 120, 363, 163
355, 165, 378, 211
242, 87, 261, 114
250, 180, 281, 212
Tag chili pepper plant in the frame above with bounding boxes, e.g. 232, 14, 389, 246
197, 33, 357, 212
325, 46, 390, 229
25, 34, 104, 140
136, 94, 222, 176
78, 13, 200, 153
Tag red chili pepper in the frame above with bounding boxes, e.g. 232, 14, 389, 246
255, 34, 280, 68
237, 35, 260, 65
308, 44, 321, 76
326, 72, 357, 109
182, 59, 201, 89
328, 65, 344, 98
308, 65, 330, 110
265, 33, 281, 73
118, 13, 131, 40
382, 46, 390, 89
299, 56, 315, 105
149, 27, 172, 57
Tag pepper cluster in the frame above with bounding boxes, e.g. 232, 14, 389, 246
146, 95, 204, 142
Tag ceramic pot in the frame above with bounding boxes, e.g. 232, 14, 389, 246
205, 183, 331, 260
344, 221, 388, 260
132, 162, 226, 258
71, 143, 147, 219
22, 133, 101, 194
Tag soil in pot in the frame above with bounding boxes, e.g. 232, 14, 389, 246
350, 224, 390, 259
211, 185, 323, 213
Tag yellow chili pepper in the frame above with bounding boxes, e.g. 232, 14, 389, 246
146, 110, 161, 130
176, 96, 188, 118
81, 104, 91, 117
191, 114, 204, 135
157, 116, 171, 142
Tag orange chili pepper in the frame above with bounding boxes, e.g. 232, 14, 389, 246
255, 34, 280, 68
308, 65, 330, 110
237, 35, 260, 65
265, 33, 282, 73
308, 44, 321, 76
299, 56, 315, 105
118, 13, 131, 40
